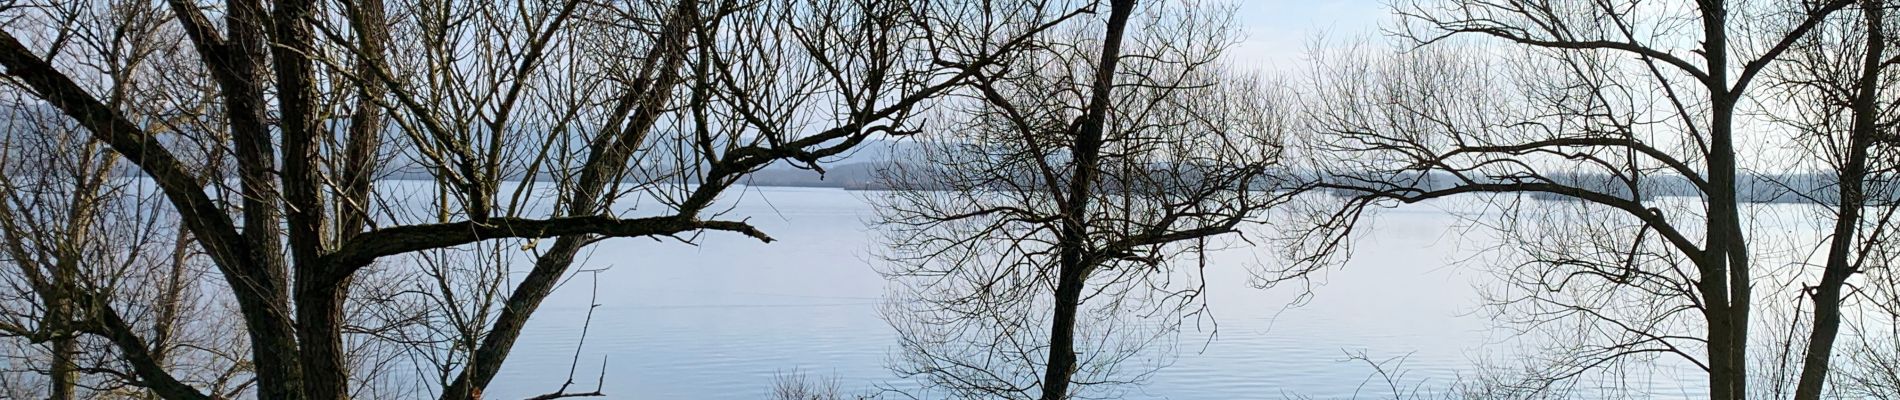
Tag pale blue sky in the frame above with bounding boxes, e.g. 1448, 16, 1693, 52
1230, 0, 1390, 72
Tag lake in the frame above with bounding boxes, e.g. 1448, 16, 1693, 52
476, 186, 1713, 399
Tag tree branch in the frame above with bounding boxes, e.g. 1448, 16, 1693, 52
1734, 0, 1855, 94
324, 215, 773, 278
1334, 181, 1705, 261
82, 295, 212, 400
1446, 137, 1710, 189
0, 30, 251, 277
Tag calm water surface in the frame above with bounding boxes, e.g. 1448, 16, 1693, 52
479, 187, 1706, 399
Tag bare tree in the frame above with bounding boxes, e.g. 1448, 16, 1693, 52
1759, 0, 1900, 398
1287, 1, 1861, 399
0, 0, 1079, 398
0, 1, 248, 397
876, 1, 1290, 399
0, 99, 251, 400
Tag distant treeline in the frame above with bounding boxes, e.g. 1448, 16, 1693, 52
748, 161, 1884, 206
41, 123, 1873, 205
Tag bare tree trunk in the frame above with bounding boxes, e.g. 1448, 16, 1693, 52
215, 1, 304, 397
1795, 3, 1886, 398
440, 240, 581, 400
339, 0, 389, 240
49, 310, 76, 400
1041, 265, 1088, 400
1700, 2, 1751, 397
48, 217, 82, 400
272, 0, 342, 396
1040, 2, 1135, 399
1703, 299, 1741, 400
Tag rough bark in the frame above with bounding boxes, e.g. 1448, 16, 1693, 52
266, 0, 347, 396
177, 1, 307, 397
